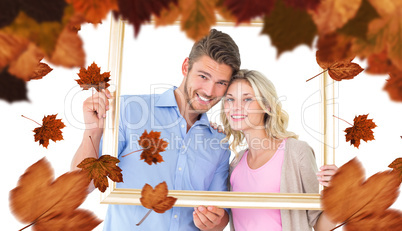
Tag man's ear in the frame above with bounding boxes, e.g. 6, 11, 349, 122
182, 57, 189, 77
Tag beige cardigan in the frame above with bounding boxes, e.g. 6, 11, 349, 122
228, 138, 322, 231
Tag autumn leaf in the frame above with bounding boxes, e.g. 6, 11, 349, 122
283, 0, 320, 11
137, 181, 177, 225
47, 13, 86, 68
261, 0, 317, 57
0, 31, 29, 71
29, 62, 53, 80
352, 0, 402, 70
180, 0, 216, 41
0, 69, 28, 103
384, 70, 402, 102
139, 130, 168, 165
337, 0, 379, 40
9, 158, 102, 230
19, 0, 67, 23
154, 1, 181, 27
215, 0, 236, 22
343, 114, 377, 148
30, 114, 66, 148
8, 42, 45, 81
223, 0, 275, 23
76, 62, 110, 92
2, 9, 70, 57
309, 0, 362, 35
115, 0, 177, 37
389, 157, 402, 182
77, 155, 123, 193
0, 0, 19, 28
312, 35, 364, 82
140, 182, 177, 213
66, 0, 119, 24
366, 50, 395, 74
322, 158, 402, 230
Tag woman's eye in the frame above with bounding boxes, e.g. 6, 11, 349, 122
226, 98, 234, 102
244, 98, 253, 102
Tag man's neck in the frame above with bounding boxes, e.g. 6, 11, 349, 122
174, 88, 201, 131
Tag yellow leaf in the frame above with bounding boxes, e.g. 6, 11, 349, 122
180, 0, 217, 41
310, 0, 362, 34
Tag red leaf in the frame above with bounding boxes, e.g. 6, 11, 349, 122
77, 155, 123, 193
389, 157, 402, 182
138, 130, 168, 165
283, 0, 320, 10
223, 0, 275, 23
75, 62, 111, 92
33, 114, 66, 148
344, 114, 377, 148
384, 70, 402, 102
115, 0, 177, 36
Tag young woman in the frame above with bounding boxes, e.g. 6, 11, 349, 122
220, 69, 337, 231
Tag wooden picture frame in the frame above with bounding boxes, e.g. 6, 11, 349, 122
100, 16, 337, 210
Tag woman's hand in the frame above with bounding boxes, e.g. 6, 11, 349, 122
317, 164, 338, 187
210, 122, 225, 134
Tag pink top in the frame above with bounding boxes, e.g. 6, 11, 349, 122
230, 139, 286, 231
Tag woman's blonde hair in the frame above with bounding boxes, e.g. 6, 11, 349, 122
220, 69, 298, 159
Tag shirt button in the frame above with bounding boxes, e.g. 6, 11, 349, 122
174, 215, 178, 219
182, 145, 185, 149
178, 167, 182, 171
181, 124, 185, 128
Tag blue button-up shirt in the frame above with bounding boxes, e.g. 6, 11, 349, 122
100, 87, 230, 231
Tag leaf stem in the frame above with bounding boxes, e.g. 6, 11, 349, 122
21, 115, 42, 126
89, 136, 99, 158
306, 69, 328, 82
136, 209, 152, 226
333, 115, 353, 126
122, 149, 145, 157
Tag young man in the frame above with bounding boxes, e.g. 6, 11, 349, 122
71, 29, 241, 230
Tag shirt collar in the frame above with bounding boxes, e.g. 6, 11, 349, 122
155, 87, 214, 133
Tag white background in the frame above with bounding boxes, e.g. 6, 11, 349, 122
2, 15, 401, 230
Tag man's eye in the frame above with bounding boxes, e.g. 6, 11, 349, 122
200, 75, 207, 79
218, 82, 227, 86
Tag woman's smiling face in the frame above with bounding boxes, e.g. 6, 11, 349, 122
224, 80, 266, 131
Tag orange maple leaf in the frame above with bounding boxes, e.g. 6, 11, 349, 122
344, 114, 377, 148
29, 114, 66, 148
9, 158, 102, 230
138, 130, 168, 165
366, 50, 395, 75
180, 0, 216, 41
389, 157, 402, 182
77, 155, 123, 192
322, 158, 402, 230
75, 62, 110, 92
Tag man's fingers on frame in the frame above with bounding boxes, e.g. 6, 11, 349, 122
195, 207, 214, 227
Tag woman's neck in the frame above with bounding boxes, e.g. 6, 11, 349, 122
243, 128, 276, 158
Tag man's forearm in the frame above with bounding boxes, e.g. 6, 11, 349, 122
71, 129, 103, 171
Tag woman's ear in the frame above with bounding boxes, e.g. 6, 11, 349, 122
182, 57, 189, 77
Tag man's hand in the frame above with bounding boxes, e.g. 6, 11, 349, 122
83, 88, 112, 131
193, 206, 226, 231
210, 122, 225, 134
317, 164, 338, 187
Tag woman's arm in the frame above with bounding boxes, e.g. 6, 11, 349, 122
314, 164, 339, 231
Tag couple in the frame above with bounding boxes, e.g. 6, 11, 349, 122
71, 29, 337, 231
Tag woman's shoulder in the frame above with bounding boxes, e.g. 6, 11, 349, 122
285, 138, 314, 156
